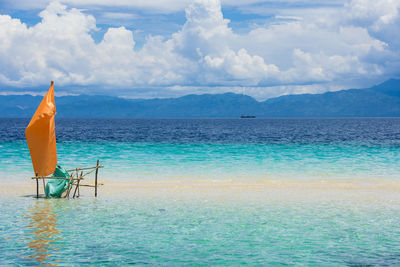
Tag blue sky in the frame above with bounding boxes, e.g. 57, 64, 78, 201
0, 0, 399, 100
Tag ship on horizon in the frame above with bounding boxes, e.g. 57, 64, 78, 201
240, 115, 256, 118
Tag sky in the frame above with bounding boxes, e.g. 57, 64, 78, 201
0, 0, 399, 100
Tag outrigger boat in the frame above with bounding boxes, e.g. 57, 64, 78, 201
25, 81, 103, 198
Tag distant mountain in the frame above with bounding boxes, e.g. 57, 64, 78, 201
259, 79, 400, 117
1, 79, 400, 118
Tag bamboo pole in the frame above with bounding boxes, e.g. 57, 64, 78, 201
74, 171, 83, 198
95, 159, 99, 197
73, 179, 80, 198
35, 173, 39, 198
65, 167, 80, 199
79, 183, 104, 187
32, 173, 39, 198
69, 171, 83, 198
65, 174, 74, 199
66, 166, 103, 172
36, 178, 39, 198
31, 177, 83, 180
42, 178, 46, 198
70, 173, 79, 198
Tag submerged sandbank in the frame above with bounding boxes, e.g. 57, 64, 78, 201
2, 179, 400, 203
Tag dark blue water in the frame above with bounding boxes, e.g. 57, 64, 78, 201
2, 118, 400, 145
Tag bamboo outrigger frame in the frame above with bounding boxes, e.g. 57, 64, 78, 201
32, 160, 104, 198
25, 81, 104, 199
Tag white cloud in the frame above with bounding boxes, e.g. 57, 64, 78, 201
345, 0, 400, 53
345, 0, 400, 30
0, 2, 97, 86
0, 0, 399, 98
203, 49, 279, 84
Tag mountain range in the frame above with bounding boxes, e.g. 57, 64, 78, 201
1, 79, 400, 118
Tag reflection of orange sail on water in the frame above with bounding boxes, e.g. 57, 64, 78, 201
26, 201, 61, 265
25, 81, 57, 177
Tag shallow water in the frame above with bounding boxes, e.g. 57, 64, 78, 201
1, 192, 400, 266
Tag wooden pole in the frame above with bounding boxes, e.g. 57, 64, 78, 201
77, 180, 80, 198
65, 174, 74, 199
36, 177, 39, 198
66, 166, 103, 172
35, 173, 39, 198
31, 177, 83, 180
95, 159, 99, 197
72, 171, 82, 198
73, 179, 80, 198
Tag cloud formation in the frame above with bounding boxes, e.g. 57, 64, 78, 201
0, 0, 399, 99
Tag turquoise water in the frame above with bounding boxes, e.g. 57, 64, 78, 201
1, 141, 400, 181
1, 118, 400, 265
1, 193, 400, 265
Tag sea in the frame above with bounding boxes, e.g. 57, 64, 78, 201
1, 118, 400, 265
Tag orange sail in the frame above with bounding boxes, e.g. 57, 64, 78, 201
25, 81, 57, 177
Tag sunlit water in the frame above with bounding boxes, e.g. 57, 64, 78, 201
2, 193, 400, 265
1, 118, 400, 265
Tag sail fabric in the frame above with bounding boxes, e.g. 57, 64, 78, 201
45, 165, 71, 197
25, 82, 57, 176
